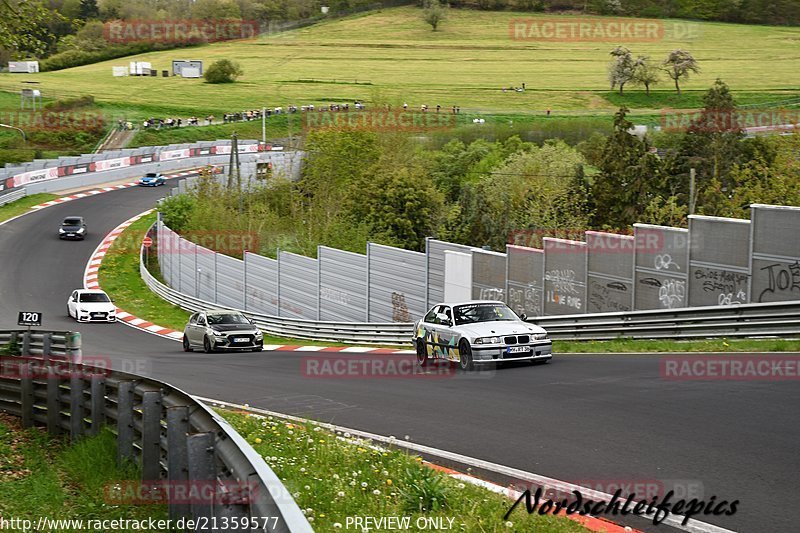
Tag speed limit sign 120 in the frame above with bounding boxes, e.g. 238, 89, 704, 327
18, 311, 42, 327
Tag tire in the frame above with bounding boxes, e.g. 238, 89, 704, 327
203, 336, 214, 353
416, 339, 428, 367
183, 335, 193, 352
458, 340, 474, 371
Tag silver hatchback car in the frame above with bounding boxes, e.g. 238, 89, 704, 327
183, 310, 263, 353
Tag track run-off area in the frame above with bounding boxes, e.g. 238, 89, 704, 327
0, 181, 797, 533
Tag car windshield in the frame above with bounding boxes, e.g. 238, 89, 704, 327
453, 303, 518, 325
62, 218, 82, 225
207, 313, 249, 325
79, 293, 110, 303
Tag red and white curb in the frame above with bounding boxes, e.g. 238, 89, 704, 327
30, 170, 200, 210
86, 211, 416, 354
82, 209, 185, 340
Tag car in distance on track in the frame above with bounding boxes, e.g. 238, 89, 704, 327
138, 172, 165, 186
58, 216, 87, 240
183, 310, 264, 353
412, 300, 552, 370
67, 289, 116, 322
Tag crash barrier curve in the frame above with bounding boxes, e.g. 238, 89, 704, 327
0, 139, 299, 196
140, 230, 800, 343
0, 330, 312, 533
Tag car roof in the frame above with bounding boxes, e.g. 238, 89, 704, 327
75, 289, 107, 294
433, 300, 505, 307
201, 309, 244, 315
63, 216, 83, 220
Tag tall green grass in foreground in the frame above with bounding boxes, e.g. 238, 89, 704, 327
0, 415, 168, 531
224, 410, 588, 532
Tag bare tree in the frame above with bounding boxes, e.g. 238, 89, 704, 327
423, 0, 447, 31
608, 46, 636, 95
632, 56, 661, 96
663, 49, 700, 96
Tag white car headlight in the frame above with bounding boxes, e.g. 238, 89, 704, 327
533, 333, 549, 340
59, 228, 65, 233
77, 228, 85, 233
474, 336, 501, 345
254, 330, 263, 338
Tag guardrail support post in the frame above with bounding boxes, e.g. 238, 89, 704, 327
46, 362, 61, 435
21, 331, 31, 355
117, 381, 135, 465
141, 390, 162, 481
90, 375, 106, 435
70, 372, 84, 441
187, 432, 215, 531
167, 406, 190, 521
20, 361, 34, 428
42, 333, 52, 359
66, 332, 82, 363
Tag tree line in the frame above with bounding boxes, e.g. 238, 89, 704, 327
160, 80, 800, 258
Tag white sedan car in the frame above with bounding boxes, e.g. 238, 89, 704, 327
67, 289, 117, 323
412, 300, 552, 370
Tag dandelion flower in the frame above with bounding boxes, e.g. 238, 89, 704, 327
337, 491, 345, 497
333, 524, 342, 529
373, 489, 381, 495
505, 521, 513, 528
361, 482, 368, 488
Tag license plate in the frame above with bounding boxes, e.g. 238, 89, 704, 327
507, 346, 531, 354
233, 337, 248, 343
67, 233, 75, 237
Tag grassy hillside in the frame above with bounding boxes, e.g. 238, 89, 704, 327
0, 7, 798, 120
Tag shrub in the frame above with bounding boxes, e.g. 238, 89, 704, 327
204, 59, 244, 84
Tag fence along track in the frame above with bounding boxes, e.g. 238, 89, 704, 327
140, 226, 800, 343
0, 330, 312, 533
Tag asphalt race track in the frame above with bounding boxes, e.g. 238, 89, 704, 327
0, 184, 797, 533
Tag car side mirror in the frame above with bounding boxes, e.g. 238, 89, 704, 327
520, 313, 528, 321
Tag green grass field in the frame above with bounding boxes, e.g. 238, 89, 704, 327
1, 7, 799, 122
0, 414, 167, 531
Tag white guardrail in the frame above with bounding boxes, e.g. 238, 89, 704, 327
139, 231, 800, 344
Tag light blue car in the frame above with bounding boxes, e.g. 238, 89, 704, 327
138, 172, 165, 186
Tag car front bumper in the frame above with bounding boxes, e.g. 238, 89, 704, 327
471, 341, 552, 363
210, 334, 263, 351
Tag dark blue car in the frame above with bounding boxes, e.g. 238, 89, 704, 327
138, 172, 165, 186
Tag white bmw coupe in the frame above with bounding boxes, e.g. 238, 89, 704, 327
412, 301, 552, 370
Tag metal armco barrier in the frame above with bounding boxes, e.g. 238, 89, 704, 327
140, 236, 800, 343
0, 330, 312, 533
0, 187, 26, 207
532, 301, 800, 340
